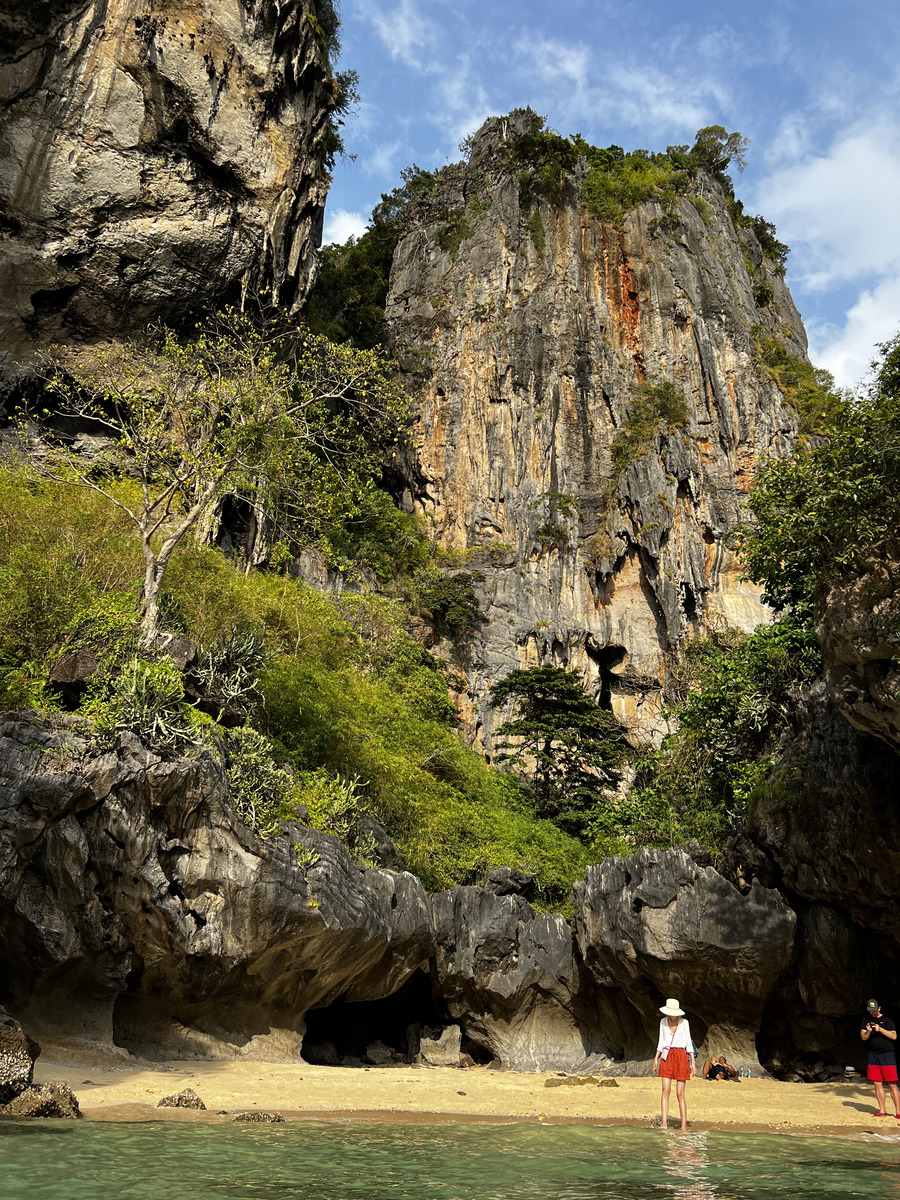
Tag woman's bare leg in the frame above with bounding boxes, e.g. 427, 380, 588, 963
675, 1079, 688, 1131
660, 1077, 672, 1129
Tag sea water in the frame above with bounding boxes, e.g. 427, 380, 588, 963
2, 1120, 900, 1200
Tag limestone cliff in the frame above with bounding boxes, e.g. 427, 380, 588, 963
0, 714, 804, 1073
0, 0, 337, 388
386, 114, 805, 746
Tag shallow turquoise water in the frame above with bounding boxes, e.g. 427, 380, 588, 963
2, 1120, 900, 1199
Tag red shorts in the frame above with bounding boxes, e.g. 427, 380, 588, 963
659, 1047, 691, 1081
868, 1057, 898, 1083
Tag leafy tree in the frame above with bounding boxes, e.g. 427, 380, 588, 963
739, 333, 900, 612
30, 308, 409, 643
688, 126, 749, 178
593, 617, 821, 856
489, 665, 627, 836
306, 165, 437, 347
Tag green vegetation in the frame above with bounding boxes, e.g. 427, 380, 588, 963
306, 166, 437, 347
489, 666, 627, 838
31, 308, 409, 642
740, 332, 900, 613
436, 210, 474, 260
0, 468, 588, 907
751, 327, 845, 435
611, 380, 690, 472
591, 617, 821, 856
504, 114, 787, 266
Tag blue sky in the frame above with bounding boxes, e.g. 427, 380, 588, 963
323, 0, 900, 388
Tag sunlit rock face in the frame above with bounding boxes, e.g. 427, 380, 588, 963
386, 113, 807, 747
0, 0, 334, 382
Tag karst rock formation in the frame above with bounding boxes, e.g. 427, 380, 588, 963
0, 0, 336, 395
386, 112, 803, 747
0, 9, 897, 1082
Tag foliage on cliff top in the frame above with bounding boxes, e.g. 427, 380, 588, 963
0, 467, 588, 907
503, 113, 787, 260
739, 332, 900, 612
751, 328, 844, 434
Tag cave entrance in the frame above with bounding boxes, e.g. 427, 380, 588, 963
302, 969, 443, 1066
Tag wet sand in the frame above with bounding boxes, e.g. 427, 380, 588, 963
32, 1053, 897, 1137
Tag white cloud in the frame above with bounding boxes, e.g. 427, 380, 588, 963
809, 276, 900, 389
514, 33, 591, 90
358, 0, 439, 71
430, 54, 493, 148
511, 33, 724, 137
756, 120, 900, 387
755, 121, 900, 290
322, 209, 368, 245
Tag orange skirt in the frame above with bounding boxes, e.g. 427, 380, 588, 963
659, 1047, 691, 1081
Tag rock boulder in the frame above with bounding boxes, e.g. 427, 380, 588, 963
572, 847, 796, 1065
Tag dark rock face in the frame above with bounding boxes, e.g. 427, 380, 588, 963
385, 113, 805, 746
572, 848, 797, 1066
0, 0, 335, 388
752, 686, 900, 942
0, 713, 879, 1073
0, 716, 432, 1060
430, 887, 601, 1071
815, 548, 900, 753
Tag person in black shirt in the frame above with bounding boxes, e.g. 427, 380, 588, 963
860, 999, 900, 1117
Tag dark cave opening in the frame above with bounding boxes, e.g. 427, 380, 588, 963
302, 969, 448, 1065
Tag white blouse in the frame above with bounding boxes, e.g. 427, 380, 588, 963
656, 1017, 695, 1054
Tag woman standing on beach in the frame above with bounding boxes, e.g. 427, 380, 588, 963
652, 998, 696, 1131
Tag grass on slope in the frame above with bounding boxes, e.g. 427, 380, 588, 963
0, 468, 588, 908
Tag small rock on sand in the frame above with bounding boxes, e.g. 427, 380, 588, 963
157, 1087, 206, 1110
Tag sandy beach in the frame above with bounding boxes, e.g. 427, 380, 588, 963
31, 1051, 896, 1138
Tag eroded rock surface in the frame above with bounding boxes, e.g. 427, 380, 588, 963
0, 1081, 81, 1118
0, 715, 432, 1060
0, 714, 880, 1073
386, 113, 804, 746
0, 1006, 40, 1102
430, 887, 605, 1072
815, 546, 900, 752
572, 847, 796, 1066
0, 0, 336, 389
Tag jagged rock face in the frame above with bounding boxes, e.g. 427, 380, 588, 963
386, 114, 805, 745
0, 0, 334, 384
0, 716, 432, 1059
430, 887, 600, 1072
572, 847, 796, 1065
751, 684, 900, 946
815, 546, 900, 752
0, 714, 871, 1072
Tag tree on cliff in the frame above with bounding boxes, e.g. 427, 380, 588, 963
30, 309, 409, 644
738, 332, 900, 612
488, 666, 627, 837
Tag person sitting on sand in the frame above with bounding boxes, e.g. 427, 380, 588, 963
702, 1056, 737, 1081
653, 997, 696, 1131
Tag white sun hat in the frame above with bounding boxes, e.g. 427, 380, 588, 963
659, 998, 685, 1017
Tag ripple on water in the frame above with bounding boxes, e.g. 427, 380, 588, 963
1, 1120, 900, 1199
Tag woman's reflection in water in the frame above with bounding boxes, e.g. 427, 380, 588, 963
660, 1131, 718, 1199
